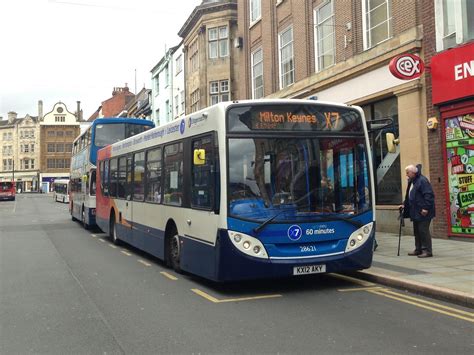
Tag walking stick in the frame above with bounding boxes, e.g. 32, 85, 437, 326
397, 208, 405, 256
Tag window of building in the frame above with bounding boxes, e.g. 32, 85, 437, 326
47, 143, 55, 153
180, 90, 185, 113
250, 0, 261, 24
133, 151, 145, 201
66, 130, 73, 136
56, 131, 64, 137
362, 0, 392, 50
165, 65, 170, 88
55, 116, 65, 122
165, 100, 170, 121
56, 159, 65, 169
154, 75, 160, 94
175, 55, 183, 74
191, 89, 200, 113
56, 143, 65, 153
208, 26, 229, 59
65, 143, 72, 152
251, 48, 264, 99
279, 26, 294, 89
47, 159, 55, 169
31, 159, 35, 169
175, 95, 179, 117
362, 97, 400, 205
145, 147, 162, 203
435, 0, 474, 50
164, 142, 183, 206
209, 80, 230, 105
189, 39, 199, 72
3, 159, 13, 170
314, 0, 335, 71
48, 131, 55, 137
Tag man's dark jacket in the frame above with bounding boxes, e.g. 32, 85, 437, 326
403, 164, 436, 221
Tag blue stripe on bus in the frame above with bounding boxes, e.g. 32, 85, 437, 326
94, 215, 374, 282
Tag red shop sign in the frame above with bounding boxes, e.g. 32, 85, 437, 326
389, 53, 425, 80
431, 42, 474, 105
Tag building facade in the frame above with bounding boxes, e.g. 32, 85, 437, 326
151, 45, 181, 126
87, 85, 135, 121
0, 111, 40, 192
40, 102, 80, 192
423, 0, 474, 239
179, 0, 239, 114
237, 0, 431, 234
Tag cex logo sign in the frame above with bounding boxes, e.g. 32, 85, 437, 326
389, 53, 425, 80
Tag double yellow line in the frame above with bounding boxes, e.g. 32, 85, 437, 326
367, 288, 474, 323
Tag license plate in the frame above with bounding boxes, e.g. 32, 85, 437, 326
293, 264, 326, 275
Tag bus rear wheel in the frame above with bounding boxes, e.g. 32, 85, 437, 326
168, 232, 182, 273
82, 207, 90, 230
110, 214, 120, 245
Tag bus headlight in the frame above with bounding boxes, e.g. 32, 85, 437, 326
228, 231, 268, 259
345, 222, 373, 253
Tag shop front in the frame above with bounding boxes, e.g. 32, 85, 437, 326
432, 42, 474, 238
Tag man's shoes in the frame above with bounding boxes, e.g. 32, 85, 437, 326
417, 252, 433, 258
408, 250, 422, 256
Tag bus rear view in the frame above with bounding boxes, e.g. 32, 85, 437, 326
0, 182, 15, 201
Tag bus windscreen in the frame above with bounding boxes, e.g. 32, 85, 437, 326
94, 123, 152, 147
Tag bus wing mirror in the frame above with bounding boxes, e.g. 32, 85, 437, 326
386, 133, 400, 153
193, 149, 206, 165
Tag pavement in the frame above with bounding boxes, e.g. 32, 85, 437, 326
351, 231, 474, 308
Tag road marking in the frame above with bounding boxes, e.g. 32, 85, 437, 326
120, 250, 132, 256
338, 286, 384, 292
91, 234, 97, 238
191, 288, 282, 303
368, 289, 474, 323
160, 271, 178, 280
108, 244, 117, 249
331, 273, 375, 287
138, 259, 152, 267
98, 239, 105, 243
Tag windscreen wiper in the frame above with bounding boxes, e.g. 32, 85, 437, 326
253, 209, 289, 235
313, 215, 363, 228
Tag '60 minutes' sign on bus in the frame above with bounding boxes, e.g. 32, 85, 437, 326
389, 53, 425, 80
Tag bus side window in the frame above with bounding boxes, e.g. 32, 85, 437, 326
110, 158, 118, 197
90, 170, 96, 196
145, 147, 162, 203
191, 135, 215, 210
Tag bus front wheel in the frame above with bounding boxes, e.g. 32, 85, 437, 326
168, 232, 182, 273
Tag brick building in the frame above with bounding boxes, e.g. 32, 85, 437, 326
88, 85, 135, 121
236, 0, 434, 234
422, 0, 474, 239
40, 102, 81, 192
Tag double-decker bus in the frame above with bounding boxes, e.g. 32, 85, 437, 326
70, 118, 154, 229
96, 100, 375, 281
52, 179, 70, 203
0, 181, 16, 201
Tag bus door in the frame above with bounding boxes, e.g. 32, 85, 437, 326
117, 155, 133, 242
131, 151, 146, 248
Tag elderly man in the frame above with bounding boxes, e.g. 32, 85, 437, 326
401, 164, 435, 258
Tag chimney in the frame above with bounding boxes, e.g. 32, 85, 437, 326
38, 100, 43, 120
76, 101, 81, 120
7, 111, 17, 124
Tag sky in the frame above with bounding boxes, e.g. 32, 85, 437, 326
0, 0, 201, 120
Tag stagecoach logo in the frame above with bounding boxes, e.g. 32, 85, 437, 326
288, 225, 303, 241
180, 119, 186, 134
188, 114, 208, 128
389, 53, 425, 80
